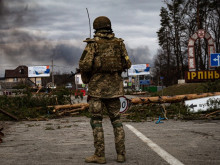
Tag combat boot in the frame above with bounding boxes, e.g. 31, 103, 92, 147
117, 154, 126, 163
85, 155, 106, 164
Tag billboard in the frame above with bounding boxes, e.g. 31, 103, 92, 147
128, 64, 150, 76
28, 66, 50, 77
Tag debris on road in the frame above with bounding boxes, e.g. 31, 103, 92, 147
0, 108, 19, 121
26, 117, 49, 121
49, 103, 89, 117
155, 116, 166, 124
47, 92, 220, 120
131, 92, 147, 95
205, 110, 220, 118
131, 92, 220, 104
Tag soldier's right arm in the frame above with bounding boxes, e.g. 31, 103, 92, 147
79, 42, 96, 72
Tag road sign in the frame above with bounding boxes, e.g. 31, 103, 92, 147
210, 53, 220, 67
119, 96, 129, 113
185, 95, 220, 112
140, 80, 150, 85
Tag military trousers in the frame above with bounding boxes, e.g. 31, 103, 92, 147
89, 97, 125, 157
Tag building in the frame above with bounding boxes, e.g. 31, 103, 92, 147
4, 65, 41, 87
5, 65, 28, 83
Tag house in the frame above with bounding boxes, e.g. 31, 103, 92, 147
4, 65, 42, 87
5, 65, 28, 83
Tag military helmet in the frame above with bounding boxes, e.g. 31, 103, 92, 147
93, 16, 111, 30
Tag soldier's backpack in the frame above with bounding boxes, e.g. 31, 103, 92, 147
94, 40, 123, 72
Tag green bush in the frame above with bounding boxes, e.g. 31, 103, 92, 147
126, 104, 165, 121
126, 103, 191, 122
202, 80, 220, 93
12, 83, 27, 89
0, 86, 77, 120
0, 94, 57, 120
52, 87, 73, 105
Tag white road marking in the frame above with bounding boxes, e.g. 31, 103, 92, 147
125, 124, 184, 165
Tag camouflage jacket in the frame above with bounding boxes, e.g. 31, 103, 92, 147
79, 32, 131, 98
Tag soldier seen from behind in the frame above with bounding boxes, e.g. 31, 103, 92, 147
79, 16, 131, 164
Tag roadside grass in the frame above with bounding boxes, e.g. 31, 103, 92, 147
126, 103, 188, 122
125, 81, 220, 121
154, 80, 220, 96
126, 101, 220, 122
0, 87, 73, 121
0, 81, 219, 121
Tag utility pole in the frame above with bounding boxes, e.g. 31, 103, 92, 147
51, 48, 56, 87
52, 59, 54, 86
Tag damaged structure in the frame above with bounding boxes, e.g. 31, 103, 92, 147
0, 65, 42, 89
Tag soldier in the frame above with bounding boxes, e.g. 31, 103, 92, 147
79, 16, 131, 164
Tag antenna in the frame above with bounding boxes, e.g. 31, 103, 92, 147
86, 8, 91, 38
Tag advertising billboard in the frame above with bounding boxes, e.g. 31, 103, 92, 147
28, 66, 50, 77
128, 64, 150, 76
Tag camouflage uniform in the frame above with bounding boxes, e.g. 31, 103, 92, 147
79, 18, 131, 161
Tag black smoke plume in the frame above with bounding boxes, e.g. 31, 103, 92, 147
0, 0, 82, 76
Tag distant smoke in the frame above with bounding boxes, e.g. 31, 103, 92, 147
127, 46, 153, 66
0, 0, 9, 29
0, 0, 38, 30
0, 0, 83, 76
54, 44, 82, 67
0, 0, 153, 77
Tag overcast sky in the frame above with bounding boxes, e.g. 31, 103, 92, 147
0, 0, 165, 77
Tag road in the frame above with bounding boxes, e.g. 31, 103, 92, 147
0, 117, 220, 165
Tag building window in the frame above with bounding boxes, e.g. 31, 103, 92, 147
19, 69, 24, 74
13, 78, 18, 82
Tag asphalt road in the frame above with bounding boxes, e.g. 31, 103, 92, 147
0, 117, 220, 165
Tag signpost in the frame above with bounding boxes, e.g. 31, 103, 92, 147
210, 53, 220, 67
119, 96, 129, 113
140, 80, 150, 85
185, 95, 220, 112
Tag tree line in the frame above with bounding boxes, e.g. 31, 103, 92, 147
153, 0, 220, 86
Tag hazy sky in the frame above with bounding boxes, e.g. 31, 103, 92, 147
0, 0, 165, 77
